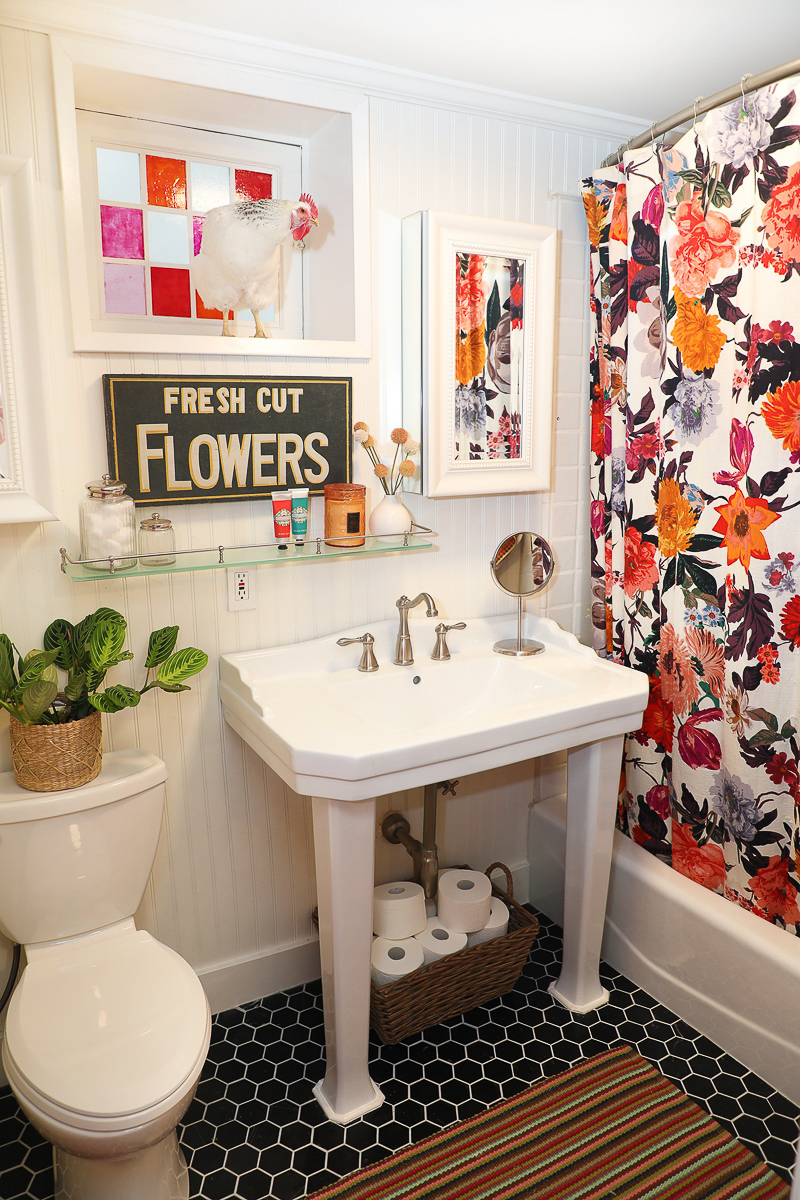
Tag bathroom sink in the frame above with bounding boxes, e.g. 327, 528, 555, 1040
219, 613, 648, 801
219, 611, 649, 1126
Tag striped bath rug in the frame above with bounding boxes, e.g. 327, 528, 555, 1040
307, 1045, 789, 1199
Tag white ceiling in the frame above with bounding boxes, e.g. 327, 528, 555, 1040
86, 0, 799, 126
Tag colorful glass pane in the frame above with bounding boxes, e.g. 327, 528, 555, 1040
235, 169, 272, 202
100, 205, 144, 259
191, 162, 230, 212
96, 148, 141, 204
148, 211, 189, 264
151, 267, 191, 318
103, 263, 147, 315
146, 155, 187, 208
196, 291, 224, 320
193, 215, 205, 257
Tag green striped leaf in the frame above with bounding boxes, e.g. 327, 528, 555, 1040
22, 674, 59, 721
43, 619, 75, 670
88, 618, 128, 674
17, 650, 59, 691
145, 625, 179, 669
0, 635, 17, 693
156, 647, 208, 688
88, 684, 141, 713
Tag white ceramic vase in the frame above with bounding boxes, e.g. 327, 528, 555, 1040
369, 493, 413, 536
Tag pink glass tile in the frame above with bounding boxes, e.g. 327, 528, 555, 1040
235, 169, 272, 202
103, 263, 147, 315
151, 267, 191, 318
193, 214, 205, 257
146, 156, 187, 208
100, 205, 144, 259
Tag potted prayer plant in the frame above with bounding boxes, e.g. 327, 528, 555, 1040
0, 607, 208, 792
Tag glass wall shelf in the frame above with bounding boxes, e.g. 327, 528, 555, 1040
60, 526, 436, 582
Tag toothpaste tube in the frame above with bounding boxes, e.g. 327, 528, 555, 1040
271, 491, 292, 548
290, 488, 309, 545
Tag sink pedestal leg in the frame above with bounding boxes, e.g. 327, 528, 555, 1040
311, 795, 384, 1124
549, 735, 624, 1014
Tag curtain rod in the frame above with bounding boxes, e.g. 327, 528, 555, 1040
600, 56, 800, 168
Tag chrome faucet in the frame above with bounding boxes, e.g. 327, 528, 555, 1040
394, 593, 438, 665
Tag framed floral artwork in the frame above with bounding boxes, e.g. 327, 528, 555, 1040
403, 210, 557, 497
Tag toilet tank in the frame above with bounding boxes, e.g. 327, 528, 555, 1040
0, 749, 168, 946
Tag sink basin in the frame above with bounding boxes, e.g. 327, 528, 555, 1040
219, 613, 648, 801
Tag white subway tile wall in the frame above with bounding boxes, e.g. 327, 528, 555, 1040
0, 23, 612, 1004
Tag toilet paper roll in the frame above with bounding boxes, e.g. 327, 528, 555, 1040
373, 881, 428, 939
414, 916, 468, 964
425, 898, 438, 918
437, 869, 492, 934
371, 936, 425, 987
467, 898, 510, 947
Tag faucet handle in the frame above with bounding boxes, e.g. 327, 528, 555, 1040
337, 633, 379, 672
431, 622, 466, 661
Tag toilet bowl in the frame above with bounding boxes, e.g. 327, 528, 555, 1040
0, 751, 212, 1200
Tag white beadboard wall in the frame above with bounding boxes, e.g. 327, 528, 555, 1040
0, 19, 612, 1019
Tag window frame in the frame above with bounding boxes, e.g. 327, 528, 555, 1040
51, 34, 372, 359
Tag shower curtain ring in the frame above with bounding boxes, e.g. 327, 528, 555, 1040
740, 73, 753, 104
692, 96, 704, 132
649, 122, 657, 147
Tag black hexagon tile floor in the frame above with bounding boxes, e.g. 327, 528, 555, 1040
1, 911, 798, 1199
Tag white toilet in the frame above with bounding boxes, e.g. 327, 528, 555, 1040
0, 748, 212, 1200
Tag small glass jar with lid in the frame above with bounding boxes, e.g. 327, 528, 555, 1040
324, 483, 366, 547
79, 475, 137, 570
138, 512, 177, 566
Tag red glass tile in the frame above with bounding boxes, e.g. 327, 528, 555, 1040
146, 156, 187, 208
151, 267, 191, 317
235, 170, 272, 202
196, 291, 224, 320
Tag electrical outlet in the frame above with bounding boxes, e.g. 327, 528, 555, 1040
227, 568, 256, 611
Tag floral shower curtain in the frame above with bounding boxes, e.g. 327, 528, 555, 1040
584, 77, 800, 933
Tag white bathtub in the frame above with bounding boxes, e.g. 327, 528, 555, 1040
528, 795, 800, 1105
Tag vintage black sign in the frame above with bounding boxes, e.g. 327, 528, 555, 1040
103, 374, 352, 505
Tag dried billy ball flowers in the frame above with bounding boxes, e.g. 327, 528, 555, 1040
353, 420, 418, 495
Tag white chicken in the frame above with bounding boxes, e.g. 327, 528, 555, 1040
193, 193, 319, 337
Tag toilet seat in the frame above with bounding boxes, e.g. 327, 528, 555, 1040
4, 926, 210, 1132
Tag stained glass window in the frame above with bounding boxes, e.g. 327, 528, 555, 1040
95, 146, 273, 324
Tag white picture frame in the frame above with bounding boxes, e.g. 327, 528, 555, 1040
404, 210, 557, 498
0, 155, 58, 524
49, 34, 372, 359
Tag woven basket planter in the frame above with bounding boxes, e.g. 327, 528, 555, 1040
313, 862, 539, 1046
10, 710, 102, 792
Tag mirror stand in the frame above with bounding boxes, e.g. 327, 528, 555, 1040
493, 594, 544, 657
490, 532, 554, 657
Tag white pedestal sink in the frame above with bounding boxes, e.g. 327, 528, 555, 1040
219, 613, 648, 1124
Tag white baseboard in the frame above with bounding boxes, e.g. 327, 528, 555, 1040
197, 937, 322, 1015
196, 859, 529, 1016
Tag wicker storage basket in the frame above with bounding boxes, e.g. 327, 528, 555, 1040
314, 862, 539, 1046
371, 863, 538, 1044
10, 711, 102, 792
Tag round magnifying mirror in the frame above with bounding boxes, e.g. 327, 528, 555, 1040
490, 532, 554, 656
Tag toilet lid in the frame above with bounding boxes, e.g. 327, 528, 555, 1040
5, 929, 210, 1119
